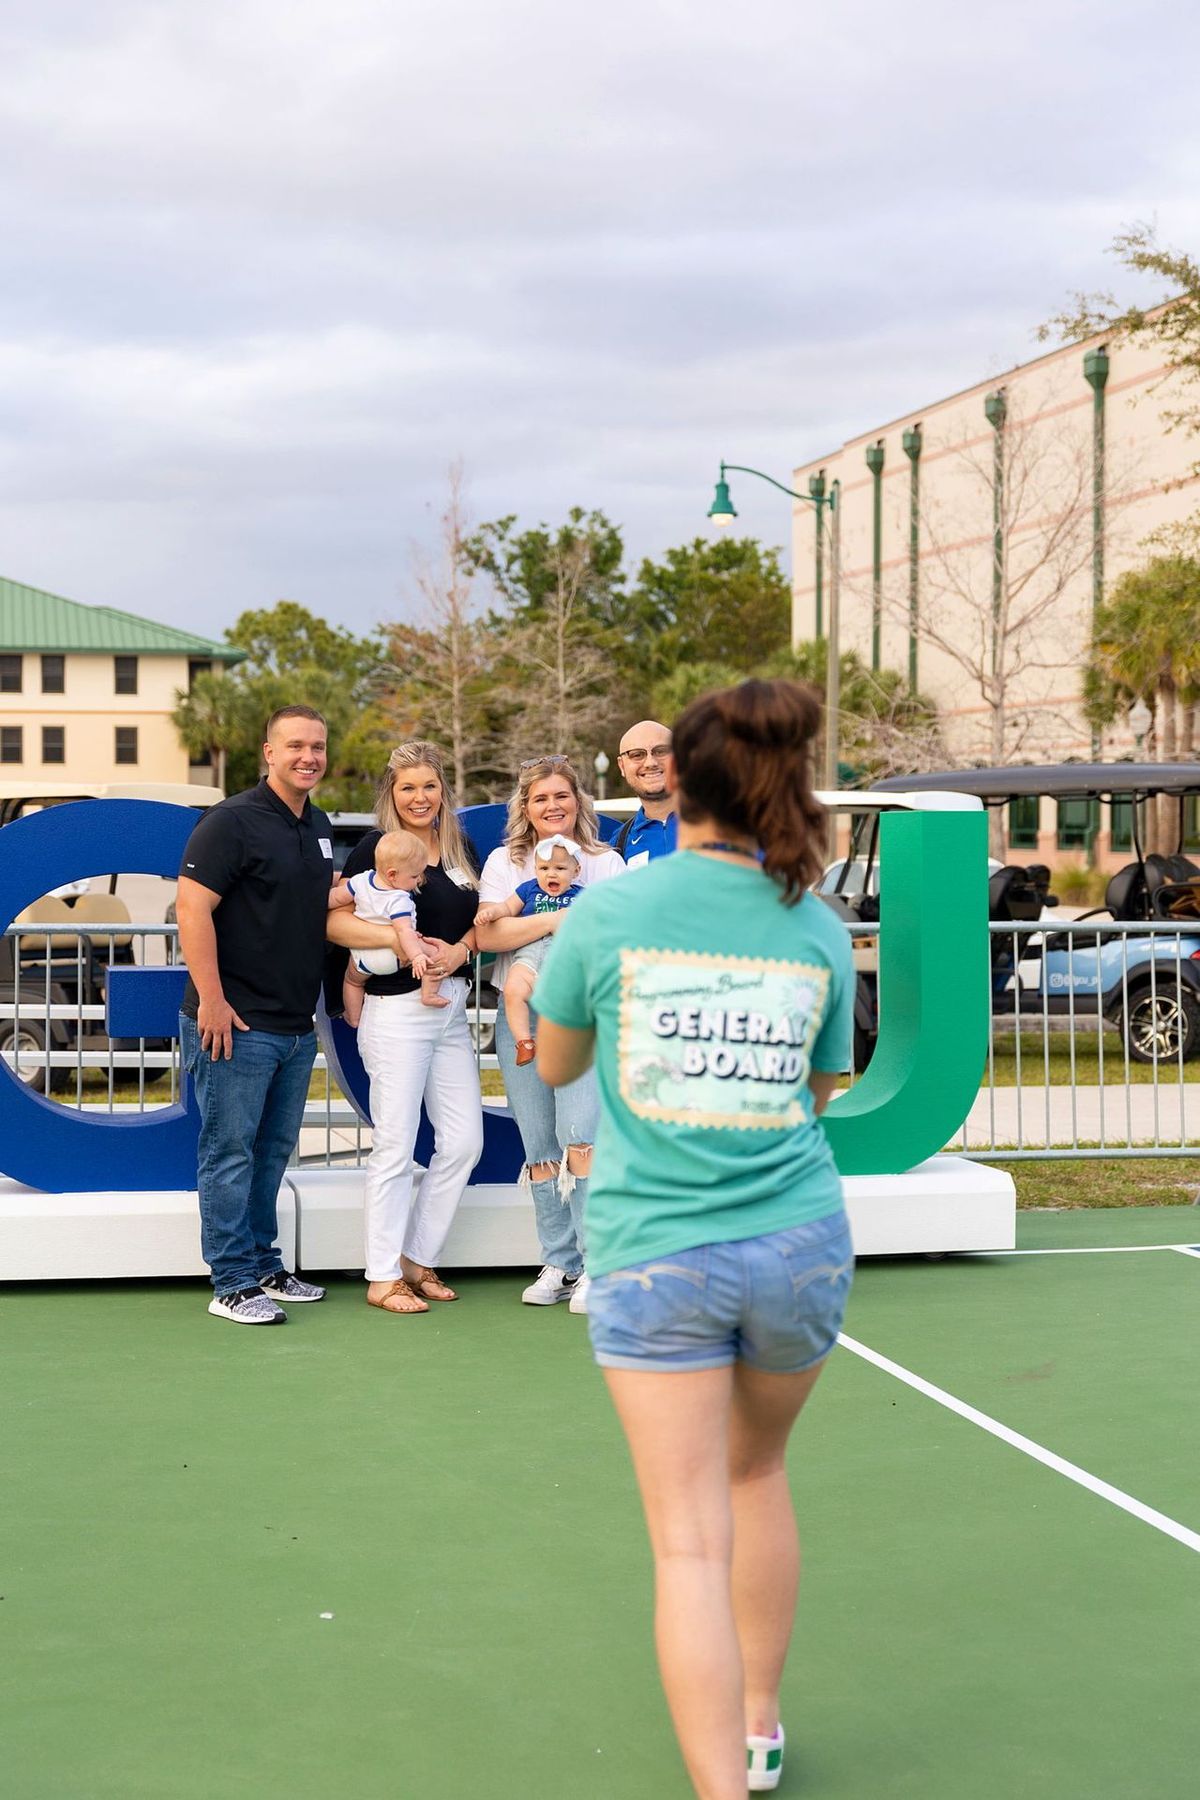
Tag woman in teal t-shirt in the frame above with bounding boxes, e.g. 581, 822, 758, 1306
535, 678, 854, 1799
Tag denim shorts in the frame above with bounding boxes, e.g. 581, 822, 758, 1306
586, 1210, 854, 1374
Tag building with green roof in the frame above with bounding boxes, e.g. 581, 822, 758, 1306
0, 576, 243, 787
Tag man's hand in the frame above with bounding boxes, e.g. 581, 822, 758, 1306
198, 994, 249, 1061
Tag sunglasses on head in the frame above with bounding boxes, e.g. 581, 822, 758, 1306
519, 754, 572, 773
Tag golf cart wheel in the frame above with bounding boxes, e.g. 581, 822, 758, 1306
1121, 985, 1200, 1064
0, 1020, 51, 1092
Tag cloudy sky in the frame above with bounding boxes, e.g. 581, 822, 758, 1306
1, 0, 1198, 641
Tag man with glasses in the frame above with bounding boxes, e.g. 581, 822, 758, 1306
614, 720, 677, 865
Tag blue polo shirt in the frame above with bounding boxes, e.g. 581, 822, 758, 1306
620, 808, 678, 866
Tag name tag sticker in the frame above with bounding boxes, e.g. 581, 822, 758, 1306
319, 838, 333, 859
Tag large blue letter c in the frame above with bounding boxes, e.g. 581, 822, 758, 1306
0, 801, 199, 1193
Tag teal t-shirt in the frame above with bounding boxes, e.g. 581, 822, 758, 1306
533, 850, 854, 1278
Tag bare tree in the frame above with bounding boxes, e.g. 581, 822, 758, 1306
494, 532, 615, 768
881, 398, 1135, 849
381, 464, 508, 800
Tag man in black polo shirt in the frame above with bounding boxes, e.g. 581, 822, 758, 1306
177, 705, 336, 1325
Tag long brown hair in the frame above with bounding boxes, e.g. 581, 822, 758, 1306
672, 679, 825, 904
502, 755, 604, 867
374, 741, 478, 889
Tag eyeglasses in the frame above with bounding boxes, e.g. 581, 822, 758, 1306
519, 755, 572, 773
618, 744, 672, 766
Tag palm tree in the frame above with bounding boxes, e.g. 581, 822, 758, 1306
1088, 555, 1200, 848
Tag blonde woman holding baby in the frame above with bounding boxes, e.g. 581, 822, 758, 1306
326, 742, 485, 1315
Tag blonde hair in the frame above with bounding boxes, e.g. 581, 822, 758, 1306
374, 741, 477, 889
375, 829, 427, 879
502, 755, 604, 867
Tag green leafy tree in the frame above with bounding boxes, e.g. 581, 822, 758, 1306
172, 600, 388, 801
630, 537, 791, 681
1087, 555, 1200, 847
171, 670, 255, 792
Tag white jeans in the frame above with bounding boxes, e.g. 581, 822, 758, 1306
356, 981, 484, 1282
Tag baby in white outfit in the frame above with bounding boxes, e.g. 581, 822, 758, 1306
328, 829, 445, 1025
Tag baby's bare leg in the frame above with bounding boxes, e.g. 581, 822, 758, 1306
504, 964, 536, 1044
420, 972, 449, 1008
343, 966, 368, 1028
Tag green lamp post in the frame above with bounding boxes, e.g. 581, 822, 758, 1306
708, 460, 840, 788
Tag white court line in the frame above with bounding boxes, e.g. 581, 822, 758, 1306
837, 1332, 1200, 1557
962, 1244, 1197, 1257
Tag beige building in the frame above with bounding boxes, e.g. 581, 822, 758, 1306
0, 576, 242, 787
790, 318, 1200, 867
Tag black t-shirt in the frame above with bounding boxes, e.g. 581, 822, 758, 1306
179, 780, 335, 1034
333, 829, 480, 1000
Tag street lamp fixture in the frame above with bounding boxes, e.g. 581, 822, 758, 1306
593, 748, 610, 800
1128, 696, 1152, 753
706, 461, 841, 789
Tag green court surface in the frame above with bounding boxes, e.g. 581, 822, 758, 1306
4, 1208, 1199, 1799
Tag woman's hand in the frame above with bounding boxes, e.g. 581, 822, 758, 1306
420, 936, 469, 977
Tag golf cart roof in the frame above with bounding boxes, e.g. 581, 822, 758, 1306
872, 763, 1200, 803
0, 781, 225, 827
597, 789, 982, 821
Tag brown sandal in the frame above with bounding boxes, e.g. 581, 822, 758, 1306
515, 1038, 537, 1066
404, 1264, 458, 1303
366, 1279, 428, 1314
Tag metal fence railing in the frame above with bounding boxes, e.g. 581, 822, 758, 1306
7, 915, 1199, 1165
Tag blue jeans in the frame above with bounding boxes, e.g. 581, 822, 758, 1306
495, 1008, 598, 1278
180, 1014, 317, 1296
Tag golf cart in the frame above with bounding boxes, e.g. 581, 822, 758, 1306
871, 763, 1200, 1063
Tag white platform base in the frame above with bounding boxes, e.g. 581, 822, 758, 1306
0, 1177, 296, 1280
843, 1156, 1015, 1256
0, 1157, 1013, 1281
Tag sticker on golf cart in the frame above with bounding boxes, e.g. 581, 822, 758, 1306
618, 946, 829, 1129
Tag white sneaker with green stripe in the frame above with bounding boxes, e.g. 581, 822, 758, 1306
747, 1723, 785, 1791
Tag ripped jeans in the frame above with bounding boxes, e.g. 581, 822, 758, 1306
495, 1008, 598, 1278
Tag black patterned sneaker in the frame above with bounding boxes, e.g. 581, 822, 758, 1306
208, 1286, 286, 1325
261, 1271, 326, 1303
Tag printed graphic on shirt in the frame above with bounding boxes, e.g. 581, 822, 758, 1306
618, 947, 830, 1130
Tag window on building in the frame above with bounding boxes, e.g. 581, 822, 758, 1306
1056, 797, 1099, 851
41, 725, 64, 765
191, 748, 213, 767
1184, 797, 1200, 854
114, 726, 138, 765
1, 726, 23, 763
1008, 796, 1039, 850
0, 654, 22, 693
41, 654, 65, 694
1110, 797, 1134, 854
114, 655, 138, 695
188, 659, 211, 691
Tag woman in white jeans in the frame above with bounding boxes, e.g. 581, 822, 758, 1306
327, 741, 483, 1314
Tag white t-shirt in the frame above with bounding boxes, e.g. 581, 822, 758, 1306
345, 870, 417, 926
478, 841, 626, 988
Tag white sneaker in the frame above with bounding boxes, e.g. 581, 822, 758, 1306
521, 1265, 578, 1306
747, 1724, 785, 1791
208, 1286, 286, 1326
567, 1273, 591, 1314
